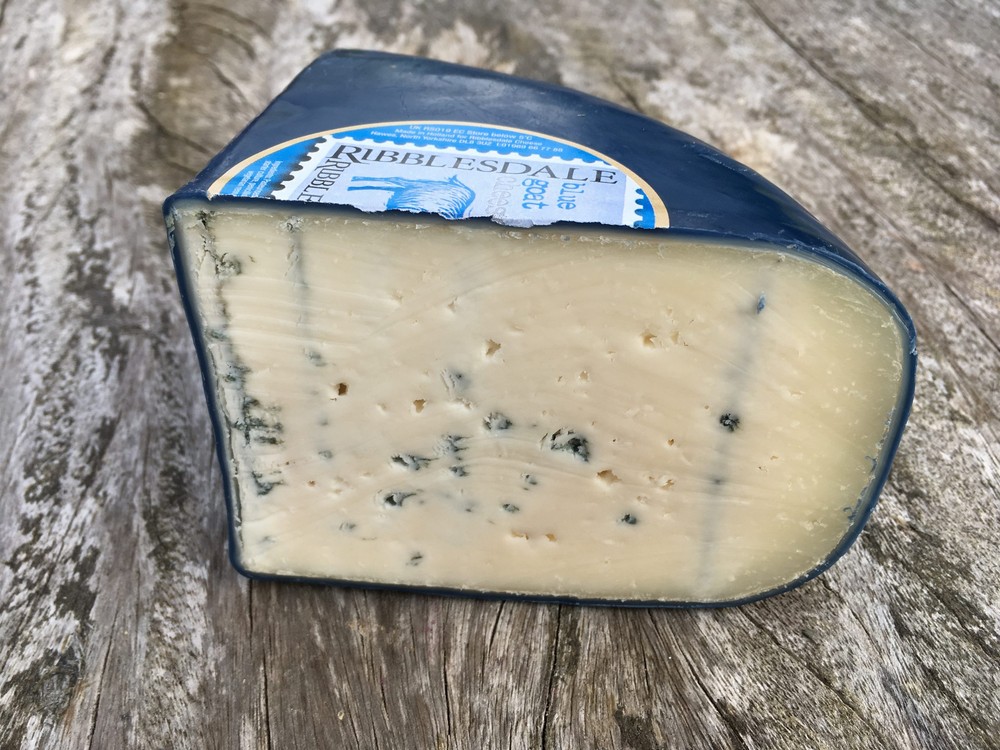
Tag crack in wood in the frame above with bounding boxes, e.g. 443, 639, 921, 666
742, 0, 1000, 233
262, 649, 273, 750
174, 38, 255, 111
926, 586, 1000, 665
359, 592, 387, 750
85, 609, 117, 750
195, 19, 257, 59
134, 98, 214, 157
676, 646, 750, 750
816, 577, 885, 649
442, 611, 454, 740
538, 605, 562, 750
740, 608, 894, 747
191, 0, 271, 39
608, 71, 646, 115
939, 276, 1000, 361
78, 17, 123, 103
486, 599, 504, 658
881, 13, 989, 99
919, 662, 1000, 750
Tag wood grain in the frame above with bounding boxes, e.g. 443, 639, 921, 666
1, 1, 997, 748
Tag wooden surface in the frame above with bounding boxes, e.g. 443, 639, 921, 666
2, 1, 998, 748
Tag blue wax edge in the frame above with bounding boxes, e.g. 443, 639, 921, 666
163, 50, 918, 607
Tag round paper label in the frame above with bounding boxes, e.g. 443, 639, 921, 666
209, 121, 668, 229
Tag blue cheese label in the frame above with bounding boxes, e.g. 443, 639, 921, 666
209, 122, 668, 228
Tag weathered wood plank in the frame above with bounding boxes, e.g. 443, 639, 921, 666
1, 0, 997, 748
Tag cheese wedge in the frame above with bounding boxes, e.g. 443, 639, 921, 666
164, 50, 915, 604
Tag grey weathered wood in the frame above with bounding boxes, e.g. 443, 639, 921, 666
1, 0, 998, 748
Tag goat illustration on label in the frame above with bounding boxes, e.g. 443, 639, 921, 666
348, 175, 476, 220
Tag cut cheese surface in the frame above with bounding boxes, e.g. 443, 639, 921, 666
171, 202, 908, 603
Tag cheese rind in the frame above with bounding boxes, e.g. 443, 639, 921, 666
170, 204, 909, 604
